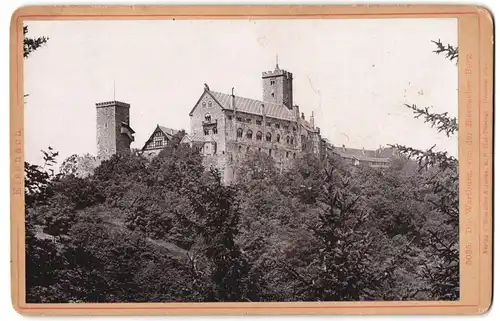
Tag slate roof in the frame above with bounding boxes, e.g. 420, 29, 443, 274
181, 134, 206, 142
208, 90, 296, 121
331, 146, 395, 162
158, 126, 178, 138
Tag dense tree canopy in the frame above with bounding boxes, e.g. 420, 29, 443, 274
25, 40, 458, 302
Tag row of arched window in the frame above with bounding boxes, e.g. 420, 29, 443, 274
236, 128, 294, 144
236, 145, 296, 159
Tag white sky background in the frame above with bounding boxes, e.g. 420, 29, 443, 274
24, 18, 458, 166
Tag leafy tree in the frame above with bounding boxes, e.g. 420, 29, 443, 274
24, 25, 49, 59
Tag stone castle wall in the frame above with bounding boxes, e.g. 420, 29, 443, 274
96, 106, 116, 158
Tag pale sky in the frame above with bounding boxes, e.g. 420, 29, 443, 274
24, 18, 458, 166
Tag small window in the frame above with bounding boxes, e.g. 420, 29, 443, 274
213, 127, 218, 134
256, 119, 262, 125
275, 123, 280, 129
208, 101, 212, 108
290, 137, 294, 144
246, 129, 253, 139
292, 126, 297, 132
270, 80, 275, 85
204, 129, 209, 136
237, 117, 242, 122
204, 113, 211, 122
256, 131, 262, 141
247, 146, 250, 152
239, 145, 242, 152
237, 128, 243, 138
202, 102, 206, 108
266, 132, 272, 142
266, 122, 271, 127
269, 149, 272, 156
271, 93, 275, 98
247, 118, 252, 123
284, 125, 289, 131
228, 115, 233, 120
286, 151, 290, 158
293, 153, 296, 159
276, 134, 280, 143
258, 148, 261, 153
286, 136, 290, 144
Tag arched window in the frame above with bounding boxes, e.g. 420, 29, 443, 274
213, 127, 218, 134
202, 102, 206, 108
246, 129, 253, 139
247, 146, 250, 152
204, 113, 211, 122
258, 148, 261, 153
290, 137, 294, 144
286, 136, 290, 144
256, 131, 263, 141
208, 101, 212, 108
277, 134, 280, 143
266, 132, 272, 142
293, 153, 296, 159
269, 149, 272, 156
239, 145, 242, 152
237, 128, 243, 138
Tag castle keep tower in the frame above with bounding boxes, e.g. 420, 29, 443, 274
262, 62, 293, 109
96, 100, 135, 159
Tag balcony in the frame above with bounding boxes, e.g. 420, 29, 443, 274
202, 119, 218, 126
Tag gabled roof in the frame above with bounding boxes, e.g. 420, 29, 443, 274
209, 90, 296, 121
181, 134, 206, 143
298, 117, 316, 132
141, 125, 179, 151
158, 126, 177, 138
189, 87, 296, 122
331, 146, 395, 162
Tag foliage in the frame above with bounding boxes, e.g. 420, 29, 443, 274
24, 25, 49, 59
24, 38, 459, 303
431, 39, 458, 62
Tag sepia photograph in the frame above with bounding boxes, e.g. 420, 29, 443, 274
22, 16, 460, 304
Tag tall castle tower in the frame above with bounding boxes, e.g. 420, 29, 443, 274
262, 61, 293, 109
96, 100, 135, 159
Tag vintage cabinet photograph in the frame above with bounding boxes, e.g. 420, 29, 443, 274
10, 5, 493, 315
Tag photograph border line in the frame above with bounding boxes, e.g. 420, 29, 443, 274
11, 7, 488, 313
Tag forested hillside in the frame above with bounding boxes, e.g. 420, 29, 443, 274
25, 121, 458, 303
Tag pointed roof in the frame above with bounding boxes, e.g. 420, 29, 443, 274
208, 90, 296, 121
141, 125, 179, 151
158, 126, 178, 138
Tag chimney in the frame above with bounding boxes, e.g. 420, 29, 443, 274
310, 111, 315, 127
231, 87, 236, 111
301, 112, 305, 120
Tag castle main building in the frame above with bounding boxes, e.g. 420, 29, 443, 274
97, 63, 394, 183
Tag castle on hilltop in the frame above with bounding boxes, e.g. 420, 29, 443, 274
96, 63, 396, 183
